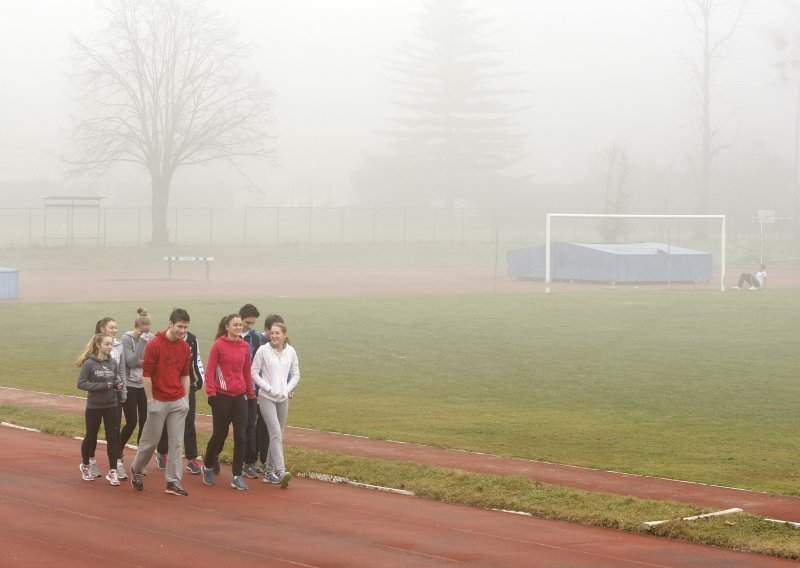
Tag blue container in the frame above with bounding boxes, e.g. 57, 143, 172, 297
0, 267, 19, 299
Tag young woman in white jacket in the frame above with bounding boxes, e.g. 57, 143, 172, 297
250, 321, 299, 487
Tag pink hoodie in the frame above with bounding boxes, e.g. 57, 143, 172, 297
205, 336, 255, 399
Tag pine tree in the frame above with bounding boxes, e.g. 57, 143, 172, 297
355, 0, 527, 207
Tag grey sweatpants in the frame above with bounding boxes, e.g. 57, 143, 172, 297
131, 398, 189, 484
258, 396, 289, 474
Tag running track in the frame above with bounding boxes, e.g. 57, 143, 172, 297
1, 386, 798, 522
1, 428, 797, 568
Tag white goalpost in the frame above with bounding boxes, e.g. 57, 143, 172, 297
544, 214, 727, 293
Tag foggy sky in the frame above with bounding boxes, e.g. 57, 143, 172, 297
0, 0, 796, 207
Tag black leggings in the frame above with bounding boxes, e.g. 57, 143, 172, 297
119, 386, 147, 458
82, 406, 120, 471
245, 398, 269, 464
203, 393, 248, 476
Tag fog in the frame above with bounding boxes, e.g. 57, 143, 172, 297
0, 0, 797, 220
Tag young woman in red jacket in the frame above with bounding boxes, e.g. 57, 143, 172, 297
202, 314, 255, 491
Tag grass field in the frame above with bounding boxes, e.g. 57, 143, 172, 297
1, 287, 797, 496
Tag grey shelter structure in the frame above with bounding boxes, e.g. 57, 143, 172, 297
507, 242, 712, 284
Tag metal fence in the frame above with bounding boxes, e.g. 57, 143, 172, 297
0, 206, 550, 248
0, 206, 796, 261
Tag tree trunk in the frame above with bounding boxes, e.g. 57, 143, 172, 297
150, 174, 172, 245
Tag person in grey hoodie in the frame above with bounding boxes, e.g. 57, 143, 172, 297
118, 308, 153, 479
77, 332, 124, 486
85, 317, 128, 478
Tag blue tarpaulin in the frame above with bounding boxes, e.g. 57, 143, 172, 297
0, 267, 19, 299
507, 243, 712, 283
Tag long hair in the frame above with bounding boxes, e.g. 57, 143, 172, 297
76, 332, 112, 367
215, 314, 241, 339
268, 321, 291, 346
134, 307, 151, 329
95, 317, 115, 334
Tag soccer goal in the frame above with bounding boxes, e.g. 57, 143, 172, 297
544, 214, 727, 293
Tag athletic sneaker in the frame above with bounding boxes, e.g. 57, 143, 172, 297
186, 459, 201, 475
116, 460, 128, 480
264, 472, 280, 484
106, 469, 120, 486
278, 470, 291, 488
202, 466, 215, 486
130, 471, 144, 491
156, 453, 167, 470
255, 461, 267, 474
79, 463, 94, 481
230, 476, 249, 491
88, 459, 101, 478
242, 463, 258, 479
165, 481, 188, 496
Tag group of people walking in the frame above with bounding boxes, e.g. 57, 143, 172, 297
75, 304, 299, 496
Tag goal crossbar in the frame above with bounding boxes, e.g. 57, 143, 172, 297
544, 214, 726, 293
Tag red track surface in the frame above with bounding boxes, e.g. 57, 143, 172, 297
1, 427, 797, 568
2, 386, 798, 523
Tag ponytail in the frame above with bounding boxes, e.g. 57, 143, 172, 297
76, 333, 112, 367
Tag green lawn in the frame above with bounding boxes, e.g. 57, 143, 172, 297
1, 288, 798, 495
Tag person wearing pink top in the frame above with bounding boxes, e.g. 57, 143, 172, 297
202, 314, 255, 491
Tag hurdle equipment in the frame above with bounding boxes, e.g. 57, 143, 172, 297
163, 256, 215, 280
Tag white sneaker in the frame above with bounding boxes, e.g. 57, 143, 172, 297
106, 469, 120, 486
88, 459, 101, 478
79, 463, 94, 481
116, 460, 128, 480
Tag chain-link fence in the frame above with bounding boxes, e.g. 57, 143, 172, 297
1, 206, 797, 264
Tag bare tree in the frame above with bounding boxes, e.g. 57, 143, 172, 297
65, 0, 273, 244
682, 0, 745, 237
770, 9, 800, 235
598, 144, 632, 243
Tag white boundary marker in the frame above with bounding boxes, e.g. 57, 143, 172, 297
544, 214, 726, 293
765, 518, 800, 529
492, 508, 533, 517
643, 507, 742, 529
298, 471, 415, 496
1, 422, 41, 432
